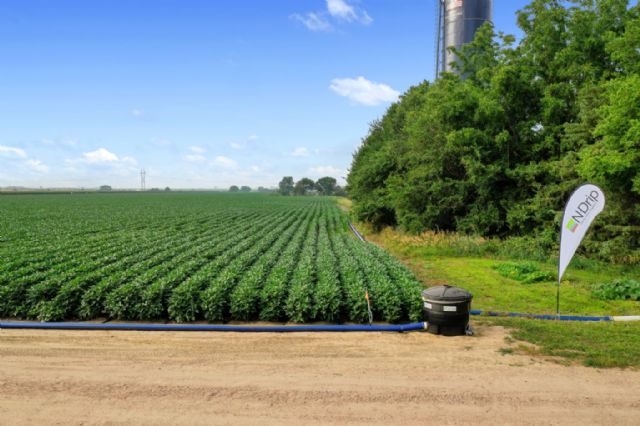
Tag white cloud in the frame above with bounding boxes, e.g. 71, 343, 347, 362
309, 165, 342, 175
327, 0, 355, 21
291, 12, 333, 32
82, 148, 119, 164
247, 134, 259, 141
39, 138, 78, 147
121, 156, 138, 165
0, 145, 49, 174
326, 0, 372, 24
330, 76, 400, 106
189, 145, 206, 154
65, 148, 138, 171
131, 109, 144, 117
185, 154, 206, 163
292, 1, 371, 32
213, 156, 238, 169
359, 11, 372, 25
0, 145, 27, 158
230, 142, 244, 150
25, 159, 49, 173
291, 147, 310, 157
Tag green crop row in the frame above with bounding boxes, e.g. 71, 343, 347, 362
0, 193, 427, 323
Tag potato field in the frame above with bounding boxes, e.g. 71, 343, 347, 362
0, 193, 424, 323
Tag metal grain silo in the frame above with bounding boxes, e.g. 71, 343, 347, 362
436, 0, 492, 76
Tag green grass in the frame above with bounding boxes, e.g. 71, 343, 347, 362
361, 226, 640, 368
366, 228, 640, 316
422, 257, 640, 316
492, 261, 554, 283
488, 318, 640, 368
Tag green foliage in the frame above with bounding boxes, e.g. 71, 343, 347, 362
293, 177, 315, 196
0, 193, 425, 323
578, 75, 640, 198
313, 212, 343, 322
493, 262, 554, 284
284, 217, 318, 322
315, 176, 337, 196
347, 1, 640, 263
278, 176, 294, 196
371, 226, 640, 317
592, 278, 640, 301
332, 234, 370, 323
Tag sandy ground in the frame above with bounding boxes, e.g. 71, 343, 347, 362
0, 323, 639, 425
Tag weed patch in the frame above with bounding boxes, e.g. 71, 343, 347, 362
493, 262, 555, 284
592, 279, 640, 301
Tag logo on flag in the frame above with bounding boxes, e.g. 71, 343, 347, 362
559, 184, 605, 282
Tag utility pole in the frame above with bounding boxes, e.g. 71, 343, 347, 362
140, 169, 146, 191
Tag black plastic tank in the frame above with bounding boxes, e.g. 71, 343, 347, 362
421, 285, 472, 336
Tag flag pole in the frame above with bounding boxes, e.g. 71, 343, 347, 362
556, 277, 560, 318
557, 218, 563, 319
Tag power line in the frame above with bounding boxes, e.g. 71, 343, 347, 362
140, 169, 146, 191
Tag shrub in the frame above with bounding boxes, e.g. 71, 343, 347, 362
493, 262, 554, 284
592, 279, 640, 301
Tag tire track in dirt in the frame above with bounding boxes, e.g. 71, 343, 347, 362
1, 324, 639, 425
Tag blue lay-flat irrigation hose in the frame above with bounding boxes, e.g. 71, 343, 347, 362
0, 321, 429, 332
470, 309, 640, 322
2, 314, 638, 333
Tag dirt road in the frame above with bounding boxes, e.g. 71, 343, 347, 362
1, 324, 638, 425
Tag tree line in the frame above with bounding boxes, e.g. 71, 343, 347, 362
347, 0, 639, 263
228, 186, 273, 193
278, 176, 346, 196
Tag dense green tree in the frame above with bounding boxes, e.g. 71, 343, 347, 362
278, 176, 294, 196
315, 177, 337, 195
347, 0, 640, 262
334, 186, 347, 197
240, 186, 251, 192
229, 185, 239, 193
293, 178, 315, 196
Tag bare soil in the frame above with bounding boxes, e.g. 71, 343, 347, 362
1, 324, 638, 425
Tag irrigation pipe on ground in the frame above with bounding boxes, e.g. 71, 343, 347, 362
349, 223, 366, 241
0, 321, 428, 332
470, 310, 640, 322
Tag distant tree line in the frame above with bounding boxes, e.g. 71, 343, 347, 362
228, 186, 274, 193
278, 176, 346, 196
347, 0, 640, 263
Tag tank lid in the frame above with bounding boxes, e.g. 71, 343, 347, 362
422, 285, 472, 302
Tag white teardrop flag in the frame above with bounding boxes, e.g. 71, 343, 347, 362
558, 184, 605, 282
556, 184, 605, 316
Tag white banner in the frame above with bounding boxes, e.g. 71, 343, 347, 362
559, 184, 605, 282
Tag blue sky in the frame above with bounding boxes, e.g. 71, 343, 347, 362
0, 0, 531, 189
